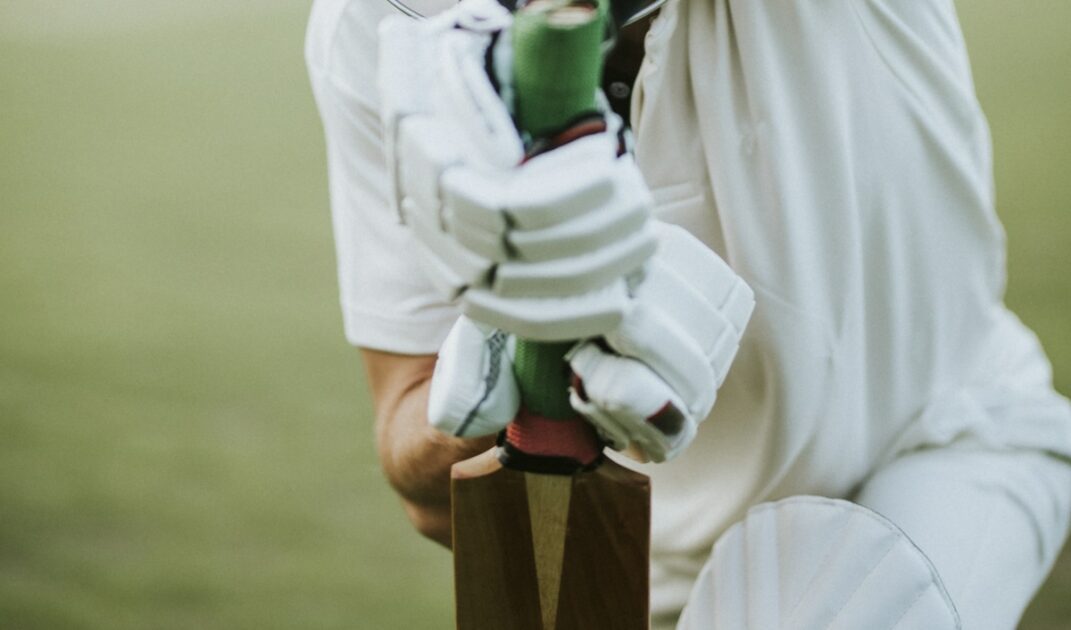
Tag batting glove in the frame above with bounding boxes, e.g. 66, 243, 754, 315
567, 223, 753, 462
379, 0, 657, 341
430, 223, 755, 463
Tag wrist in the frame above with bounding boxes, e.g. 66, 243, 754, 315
379, 414, 494, 507
401, 498, 453, 548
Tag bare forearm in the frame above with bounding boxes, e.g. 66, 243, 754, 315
361, 348, 494, 546
376, 377, 490, 508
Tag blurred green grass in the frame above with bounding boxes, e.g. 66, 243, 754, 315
0, 1, 1067, 628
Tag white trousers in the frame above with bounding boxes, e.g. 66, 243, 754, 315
668, 443, 1071, 630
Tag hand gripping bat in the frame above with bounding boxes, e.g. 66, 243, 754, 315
450, 2, 652, 629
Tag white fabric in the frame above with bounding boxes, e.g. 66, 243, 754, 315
377, 1, 660, 341
623, 0, 1071, 621
669, 444, 1071, 630
306, 0, 1071, 625
676, 497, 960, 630
855, 442, 1071, 630
307, 0, 458, 353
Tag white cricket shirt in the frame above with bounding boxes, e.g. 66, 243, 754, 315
307, 0, 1071, 620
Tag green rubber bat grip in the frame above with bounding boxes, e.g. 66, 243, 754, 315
510, 2, 606, 424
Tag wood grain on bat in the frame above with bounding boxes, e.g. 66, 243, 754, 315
526, 473, 571, 630
452, 452, 650, 629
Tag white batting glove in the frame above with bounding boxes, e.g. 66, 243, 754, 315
568, 223, 754, 462
428, 315, 519, 438
429, 224, 754, 463
378, 0, 658, 342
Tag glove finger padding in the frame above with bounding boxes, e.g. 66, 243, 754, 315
462, 282, 630, 341
568, 343, 696, 463
400, 125, 657, 337
651, 224, 755, 386
445, 136, 653, 264
567, 223, 755, 462
438, 133, 658, 299
606, 224, 754, 409
428, 316, 519, 438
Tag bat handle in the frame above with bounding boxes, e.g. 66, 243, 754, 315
500, 0, 608, 474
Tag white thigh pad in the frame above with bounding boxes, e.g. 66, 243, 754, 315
676, 497, 960, 630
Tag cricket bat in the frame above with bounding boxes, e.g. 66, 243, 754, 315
451, 2, 651, 628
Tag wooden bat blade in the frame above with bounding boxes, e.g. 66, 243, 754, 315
452, 450, 650, 630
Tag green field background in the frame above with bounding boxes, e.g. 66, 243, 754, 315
1, 1, 1068, 628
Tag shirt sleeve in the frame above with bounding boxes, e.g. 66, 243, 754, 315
306, 0, 458, 354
